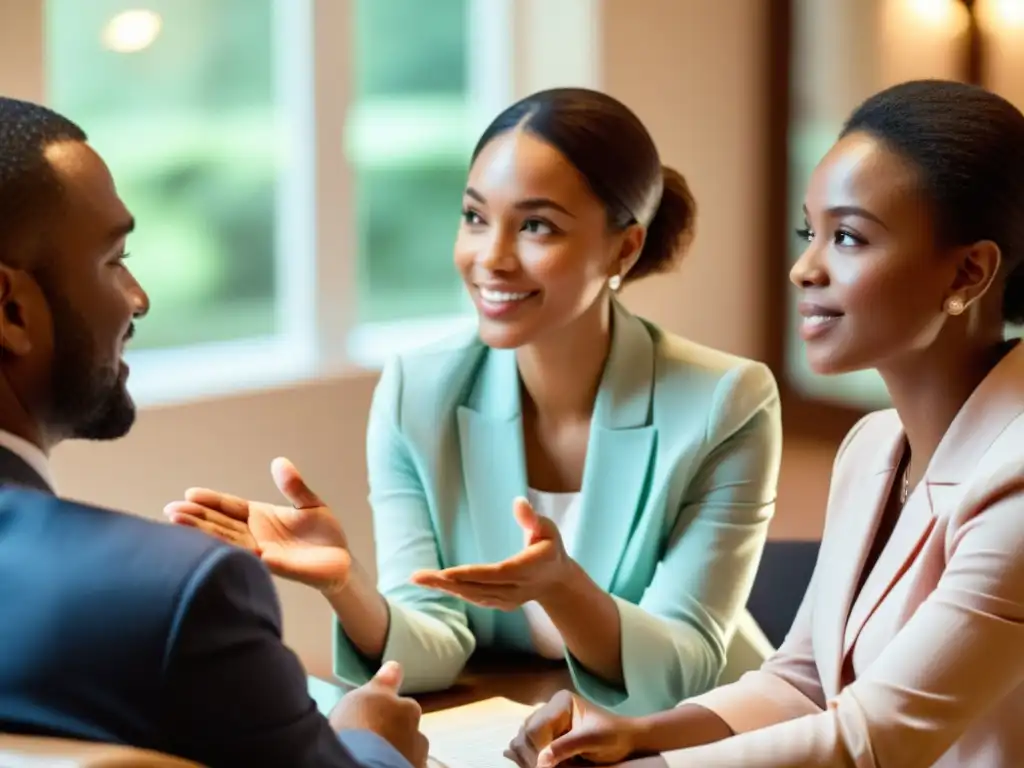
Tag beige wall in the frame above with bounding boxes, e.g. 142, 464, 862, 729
0, 0, 43, 100
50, 0, 838, 678
53, 375, 381, 677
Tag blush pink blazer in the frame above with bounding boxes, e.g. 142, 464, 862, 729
664, 341, 1024, 767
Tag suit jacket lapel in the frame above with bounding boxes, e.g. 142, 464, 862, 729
837, 341, 1024, 668
457, 348, 529, 571
842, 488, 934, 657
816, 424, 902, 697
456, 300, 658, 596
571, 301, 657, 591
0, 446, 51, 493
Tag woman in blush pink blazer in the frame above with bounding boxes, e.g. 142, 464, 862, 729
505, 79, 1024, 768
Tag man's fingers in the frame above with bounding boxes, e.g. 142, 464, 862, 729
370, 660, 404, 690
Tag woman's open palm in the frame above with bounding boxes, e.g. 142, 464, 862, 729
164, 458, 352, 593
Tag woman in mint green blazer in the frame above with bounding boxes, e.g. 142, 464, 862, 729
166, 87, 782, 716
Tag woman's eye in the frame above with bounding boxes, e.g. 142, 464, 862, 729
795, 226, 813, 242
834, 230, 865, 247
461, 209, 484, 226
522, 218, 555, 235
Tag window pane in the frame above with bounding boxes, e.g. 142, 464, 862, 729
786, 0, 1024, 410
787, 0, 957, 408
349, 0, 473, 323
46, 0, 279, 350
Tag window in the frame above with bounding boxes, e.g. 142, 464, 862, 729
44, 0, 319, 404
31, 0, 560, 400
348, 0, 475, 325
47, 0, 281, 352
785, 0, 1022, 410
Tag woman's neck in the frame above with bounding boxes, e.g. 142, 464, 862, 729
516, 298, 612, 424
878, 334, 1010, 485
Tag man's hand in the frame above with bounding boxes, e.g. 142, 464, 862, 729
330, 662, 429, 768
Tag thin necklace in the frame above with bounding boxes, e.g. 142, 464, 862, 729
899, 459, 911, 506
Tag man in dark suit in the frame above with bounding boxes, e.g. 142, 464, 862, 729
0, 97, 426, 768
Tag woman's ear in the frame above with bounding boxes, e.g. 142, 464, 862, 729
610, 224, 645, 282
949, 240, 1002, 310
0, 267, 36, 357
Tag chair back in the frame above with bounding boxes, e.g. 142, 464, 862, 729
747, 539, 820, 647
0, 734, 201, 767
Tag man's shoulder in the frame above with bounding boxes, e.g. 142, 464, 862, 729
0, 486, 238, 601
1, 484, 220, 544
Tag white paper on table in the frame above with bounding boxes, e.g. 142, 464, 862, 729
419, 696, 668, 768
421, 697, 537, 768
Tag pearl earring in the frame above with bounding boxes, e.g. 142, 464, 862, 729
608, 275, 622, 291
945, 295, 966, 316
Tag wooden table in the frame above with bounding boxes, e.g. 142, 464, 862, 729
308, 652, 573, 716
416, 652, 572, 714
310, 656, 668, 767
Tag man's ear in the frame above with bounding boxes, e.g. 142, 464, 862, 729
0, 267, 36, 357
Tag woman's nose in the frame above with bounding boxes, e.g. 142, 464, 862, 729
789, 244, 827, 289
477, 228, 518, 272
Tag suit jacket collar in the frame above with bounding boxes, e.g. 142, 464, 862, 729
0, 444, 52, 493
821, 340, 1024, 691
456, 299, 658, 598
857, 340, 1024, 484
461, 298, 655, 429
925, 339, 1024, 486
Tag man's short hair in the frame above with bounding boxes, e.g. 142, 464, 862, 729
0, 97, 87, 267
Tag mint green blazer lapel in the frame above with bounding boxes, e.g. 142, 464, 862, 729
571, 301, 658, 590
456, 301, 657, 594
456, 348, 529, 573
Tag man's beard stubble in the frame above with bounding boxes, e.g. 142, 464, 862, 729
42, 280, 136, 441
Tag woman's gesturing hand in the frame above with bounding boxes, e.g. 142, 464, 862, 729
505, 690, 648, 767
411, 497, 573, 610
164, 457, 352, 593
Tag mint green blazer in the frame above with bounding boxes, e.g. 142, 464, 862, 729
333, 300, 782, 715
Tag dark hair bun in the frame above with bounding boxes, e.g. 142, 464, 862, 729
628, 165, 697, 283
472, 88, 697, 286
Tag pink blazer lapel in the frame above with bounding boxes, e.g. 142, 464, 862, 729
835, 342, 1024, 675
841, 488, 935, 657
813, 415, 904, 699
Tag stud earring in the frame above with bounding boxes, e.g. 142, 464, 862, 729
608, 274, 622, 291
945, 295, 966, 316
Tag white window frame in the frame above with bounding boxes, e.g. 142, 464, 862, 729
3, 0, 328, 406
341, 0, 515, 369
121, 0, 328, 405
344, 0, 604, 369
7, 0, 600, 405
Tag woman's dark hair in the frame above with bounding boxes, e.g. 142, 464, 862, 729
840, 79, 1024, 325
471, 87, 696, 283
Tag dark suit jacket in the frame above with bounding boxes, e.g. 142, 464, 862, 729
0, 448, 411, 768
